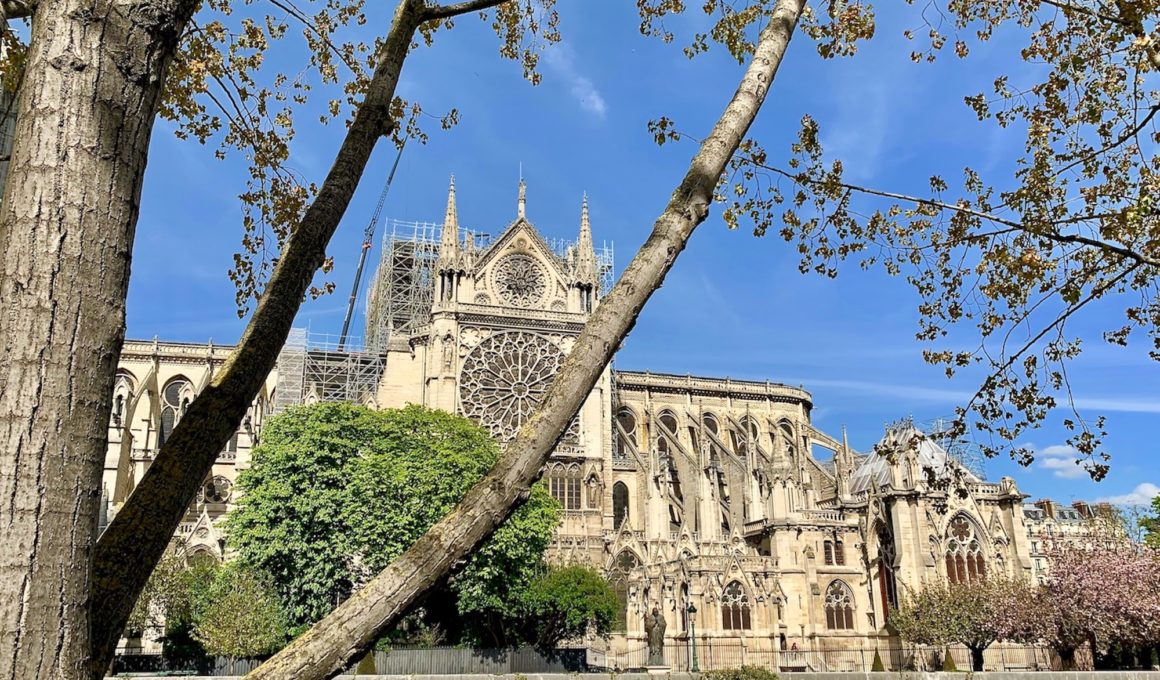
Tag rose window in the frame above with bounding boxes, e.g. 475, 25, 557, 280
493, 254, 547, 307
460, 331, 578, 443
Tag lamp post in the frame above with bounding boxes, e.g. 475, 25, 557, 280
686, 602, 699, 672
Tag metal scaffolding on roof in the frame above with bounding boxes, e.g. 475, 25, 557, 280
363, 218, 615, 350
273, 330, 386, 411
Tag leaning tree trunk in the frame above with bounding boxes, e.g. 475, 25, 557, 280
0, 0, 196, 676
245, 2, 805, 678
969, 645, 986, 672
87, 0, 512, 670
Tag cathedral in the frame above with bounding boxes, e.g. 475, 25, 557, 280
103, 179, 1040, 666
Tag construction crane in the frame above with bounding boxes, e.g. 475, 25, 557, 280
337, 140, 406, 351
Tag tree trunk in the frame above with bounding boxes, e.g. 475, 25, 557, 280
0, 0, 196, 676
1058, 646, 1077, 671
88, 0, 510, 670
244, 2, 805, 678
969, 645, 985, 672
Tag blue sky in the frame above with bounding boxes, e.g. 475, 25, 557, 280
126, 1, 1158, 508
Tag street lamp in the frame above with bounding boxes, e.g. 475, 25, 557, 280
686, 602, 699, 672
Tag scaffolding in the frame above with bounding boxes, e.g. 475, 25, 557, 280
364, 218, 615, 350
274, 330, 386, 411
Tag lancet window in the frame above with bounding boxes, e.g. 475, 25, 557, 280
612, 482, 630, 530
825, 580, 856, 630
609, 551, 639, 632
547, 463, 582, 510
824, 539, 846, 566
112, 371, 135, 427
615, 408, 638, 458
945, 515, 986, 584
877, 521, 900, 614
721, 581, 752, 631
159, 377, 193, 446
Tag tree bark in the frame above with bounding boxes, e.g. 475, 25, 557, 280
245, 2, 805, 678
0, 0, 196, 676
87, 0, 507, 671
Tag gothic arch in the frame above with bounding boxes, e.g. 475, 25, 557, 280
824, 580, 856, 630
612, 481, 630, 530
615, 407, 638, 456
720, 580, 752, 631
112, 370, 137, 427
159, 375, 194, 446
944, 513, 986, 583
608, 550, 641, 633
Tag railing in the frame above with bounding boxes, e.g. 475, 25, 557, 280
603, 641, 1092, 673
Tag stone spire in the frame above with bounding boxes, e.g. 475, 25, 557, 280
574, 193, 598, 285
517, 178, 527, 220
437, 176, 460, 270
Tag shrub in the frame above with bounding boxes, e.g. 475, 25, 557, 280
871, 649, 885, 672
942, 652, 958, 672
703, 665, 779, 680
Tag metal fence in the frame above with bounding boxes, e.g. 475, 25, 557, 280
112, 647, 587, 676
602, 641, 1094, 673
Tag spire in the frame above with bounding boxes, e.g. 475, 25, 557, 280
437, 175, 461, 274
441, 175, 459, 249
574, 193, 598, 285
517, 178, 527, 220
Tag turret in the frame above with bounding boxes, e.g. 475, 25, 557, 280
517, 178, 527, 220
436, 176, 462, 302
574, 194, 599, 312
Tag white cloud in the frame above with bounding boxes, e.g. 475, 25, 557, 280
1095, 482, 1160, 507
544, 44, 607, 120
1029, 443, 1088, 479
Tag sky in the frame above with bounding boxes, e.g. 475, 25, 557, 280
125, 1, 1159, 509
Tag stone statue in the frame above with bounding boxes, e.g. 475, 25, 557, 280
644, 607, 666, 666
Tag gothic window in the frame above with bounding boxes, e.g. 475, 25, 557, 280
778, 420, 797, 457
112, 371, 135, 427
721, 581, 752, 631
824, 540, 835, 565
735, 416, 759, 457
825, 581, 856, 630
159, 377, 193, 446
877, 522, 899, 615
609, 551, 639, 632
702, 412, 719, 436
658, 410, 678, 434
459, 331, 566, 442
616, 408, 637, 457
202, 475, 233, 503
835, 540, 845, 566
945, 515, 986, 584
613, 482, 630, 530
548, 463, 582, 510
493, 253, 547, 307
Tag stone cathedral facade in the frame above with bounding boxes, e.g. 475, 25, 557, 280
104, 180, 1040, 661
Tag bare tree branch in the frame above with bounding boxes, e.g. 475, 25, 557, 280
422, 0, 506, 21
755, 161, 1160, 268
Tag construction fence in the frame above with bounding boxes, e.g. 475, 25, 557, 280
599, 641, 1094, 673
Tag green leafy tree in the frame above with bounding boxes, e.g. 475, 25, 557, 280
1143, 495, 1160, 548
193, 563, 289, 664
521, 564, 620, 651
227, 402, 560, 640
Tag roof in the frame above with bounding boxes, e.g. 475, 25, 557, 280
849, 424, 981, 494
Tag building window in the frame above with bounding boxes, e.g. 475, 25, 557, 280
877, 522, 899, 615
834, 540, 845, 566
825, 580, 855, 630
548, 464, 582, 510
945, 516, 986, 584
159, 377, 193, 446
612, 482, 630, 530
824, 540, 834, 565
721, 581, 752, 631
609, 551, 639, 632
615, 408, 637, 457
